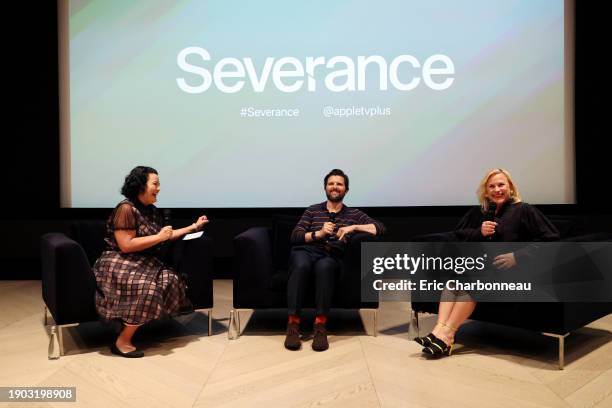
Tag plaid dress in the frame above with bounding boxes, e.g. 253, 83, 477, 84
93, 200, 189, 325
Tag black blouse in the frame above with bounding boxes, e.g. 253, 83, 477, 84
454, 201, 560, 243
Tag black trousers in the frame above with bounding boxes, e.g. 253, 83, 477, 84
287, 245, 341, 316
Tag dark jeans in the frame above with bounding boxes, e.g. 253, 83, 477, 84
287, 245, 341, 316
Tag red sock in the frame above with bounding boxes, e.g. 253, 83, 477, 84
288, 314, 300, 324
315, 315, 327, 325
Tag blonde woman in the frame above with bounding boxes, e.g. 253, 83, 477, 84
415, 168, 559, 356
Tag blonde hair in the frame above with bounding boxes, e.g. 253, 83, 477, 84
477, 168, 521, 213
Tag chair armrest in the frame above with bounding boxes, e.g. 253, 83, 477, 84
233, 227, 275, 290
40, 233, 97, 325
337, 233, 379, 306
171, 234, 214, 309
341, 232, 378, 274
560, 232, 612, 242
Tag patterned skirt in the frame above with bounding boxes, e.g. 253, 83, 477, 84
93, 251, 189, 325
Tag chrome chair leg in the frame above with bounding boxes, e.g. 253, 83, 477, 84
542, 332, 570, 370
411, 310, 420, 338
48, 325, 60, 360
58, 325, 64, 357
373, 309, 378, 337
193, 308, 213, 336
359, 308, 378, 336
228, 309, 239, 340
48, 323, 79, 360
46, 305, 61, 360
227, 309, 249, 339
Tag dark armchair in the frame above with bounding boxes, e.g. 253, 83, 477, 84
41, 220, 214, 359
410, 221, 612, 370
229, 215, 379, 338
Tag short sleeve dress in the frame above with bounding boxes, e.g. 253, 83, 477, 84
93, 200, 190, 325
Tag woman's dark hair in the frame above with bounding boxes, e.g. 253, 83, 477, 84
120, 166, 158, 202
324, 168, 349, 190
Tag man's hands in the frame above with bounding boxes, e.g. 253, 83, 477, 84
315, 222, 336, 240
336, 225, 355, 241
316, 222, 356, 242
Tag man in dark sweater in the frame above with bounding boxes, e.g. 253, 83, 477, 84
285, 169, 385, 351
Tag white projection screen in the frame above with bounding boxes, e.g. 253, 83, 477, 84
59, 0, 574, 208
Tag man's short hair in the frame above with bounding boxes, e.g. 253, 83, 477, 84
324, 169, 349, 190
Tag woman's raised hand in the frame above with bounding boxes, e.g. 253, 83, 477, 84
158, 225, 173, 241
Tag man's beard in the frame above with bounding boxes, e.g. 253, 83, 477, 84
326, 190, 345, 202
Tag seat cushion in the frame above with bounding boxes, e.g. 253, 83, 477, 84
269, 269, 289, 292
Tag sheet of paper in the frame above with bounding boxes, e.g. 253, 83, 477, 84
183, 231, 203, 241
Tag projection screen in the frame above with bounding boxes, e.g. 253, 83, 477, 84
59, 0, 574, 208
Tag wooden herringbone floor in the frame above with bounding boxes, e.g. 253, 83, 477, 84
0, 280, 611, 407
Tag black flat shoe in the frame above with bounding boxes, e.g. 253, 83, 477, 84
110, 342, 144, 358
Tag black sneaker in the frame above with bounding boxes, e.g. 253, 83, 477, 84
312, 323, 329, 351
284, 322, 301, 350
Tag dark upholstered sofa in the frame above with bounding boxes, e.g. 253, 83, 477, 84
41, 220, 214, 358
230, 215, 379, 338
